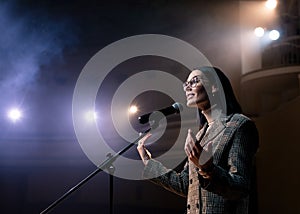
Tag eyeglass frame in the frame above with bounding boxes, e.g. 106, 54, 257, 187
182, 75, 204, 90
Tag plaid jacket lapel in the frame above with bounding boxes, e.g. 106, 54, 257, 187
213, 114, 248, 165
199, 120, 226, 148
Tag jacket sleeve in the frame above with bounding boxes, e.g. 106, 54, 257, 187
200, 119, 259, 200
143, 159, 189, 197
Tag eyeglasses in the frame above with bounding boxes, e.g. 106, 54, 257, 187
182, 75, 202, 90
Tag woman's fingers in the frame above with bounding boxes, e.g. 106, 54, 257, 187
199, 141, 213, 166
137, 132, 152, 164
185, 129, 201, 158
184, 129, 193, 156
137, 132, 152, 148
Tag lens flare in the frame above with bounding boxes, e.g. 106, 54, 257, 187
129, 105, 138, 114
265, 0, 277, 10
254, 27, 265, 37
7, 108, 22, 122
269, 30, 280, 40
85, 110, 98, 122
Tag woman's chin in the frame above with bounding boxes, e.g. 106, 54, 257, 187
186, 100, 197, 107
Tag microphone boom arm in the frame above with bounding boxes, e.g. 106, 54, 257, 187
40, 128, 152, 214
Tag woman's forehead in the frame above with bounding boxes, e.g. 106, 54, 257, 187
187, 69, 204, 80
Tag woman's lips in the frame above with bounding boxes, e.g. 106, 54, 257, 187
186, 93, 194, 100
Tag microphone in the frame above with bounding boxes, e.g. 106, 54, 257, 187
138, 102, 183, 124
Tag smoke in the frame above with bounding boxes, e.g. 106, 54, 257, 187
0, 1, 77, 104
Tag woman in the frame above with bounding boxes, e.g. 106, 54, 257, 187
137, 66, 259, 214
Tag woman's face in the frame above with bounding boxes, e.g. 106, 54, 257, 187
183, 69, 211, 110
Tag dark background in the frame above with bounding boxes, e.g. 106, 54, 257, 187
2, 0, 299, 214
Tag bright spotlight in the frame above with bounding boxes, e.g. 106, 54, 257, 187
85, 110, 98, 122
7, 108, 22, 122
129, 105, 138, 114
254, 27, 265, 37
269, 30, 280, 40
265, 0, 277, 10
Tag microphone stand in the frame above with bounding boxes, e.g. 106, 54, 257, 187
107, 154, 115, 214
40, 126, 154, 214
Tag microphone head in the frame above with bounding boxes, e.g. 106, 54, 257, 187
172, 102, 183, 113
137, 102, 183, 124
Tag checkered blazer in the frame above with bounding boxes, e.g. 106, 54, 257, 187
143, 113, 259, 214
